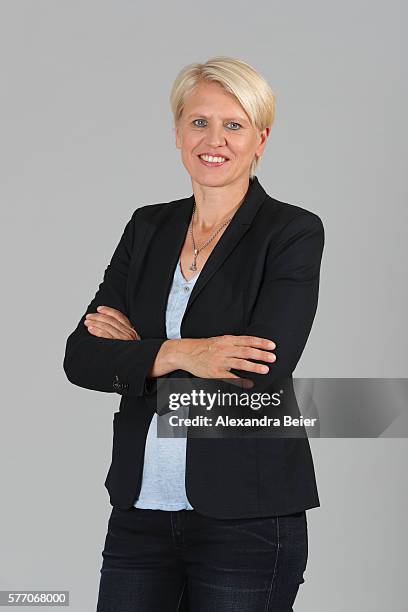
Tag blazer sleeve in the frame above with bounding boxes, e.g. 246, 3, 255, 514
62, 209, 168, 397
229, 212, 325, 393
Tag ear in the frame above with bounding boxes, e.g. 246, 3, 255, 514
175, 124, 181, 150
255, 127, 271, 158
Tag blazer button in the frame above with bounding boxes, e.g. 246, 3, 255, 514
113, 375, 129, 393
113, 375, 123, 392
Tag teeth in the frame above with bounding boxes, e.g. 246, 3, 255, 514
199, 154, 227, 163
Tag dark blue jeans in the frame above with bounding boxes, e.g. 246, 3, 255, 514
96, 506, 308, 611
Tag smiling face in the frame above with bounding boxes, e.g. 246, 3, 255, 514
175, 80, 270, 187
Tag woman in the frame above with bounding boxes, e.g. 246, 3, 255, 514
63, 56, 325, 611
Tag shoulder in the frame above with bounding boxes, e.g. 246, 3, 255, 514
255, 195, 325, 264
256, 192, 325, 254
117, 196, 188, 248
129, 196, 187, 225
260, 194, 324, 233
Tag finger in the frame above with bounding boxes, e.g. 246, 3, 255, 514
227, 357, 271, 375
95, 306, 137, 333
96, 306, 141, 340
84, 320, 134, 340
86, 324, 115, 339
87, 323, 132, 340
229, 335, 276, 350
96, 305, 129, 323
232, 346, 276, 363
93, 315, 138, 339
85, 314, 137, 339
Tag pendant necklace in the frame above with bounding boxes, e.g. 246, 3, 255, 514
188, 199, 240, 271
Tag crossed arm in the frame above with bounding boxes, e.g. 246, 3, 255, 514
63, 211, 324, 396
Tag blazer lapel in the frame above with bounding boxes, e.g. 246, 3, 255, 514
141, 176, 268, 338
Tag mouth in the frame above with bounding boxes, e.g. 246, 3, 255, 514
197, 154, 230, 168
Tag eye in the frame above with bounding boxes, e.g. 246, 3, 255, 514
191, 119, 242, 130
227, 122, 241, 130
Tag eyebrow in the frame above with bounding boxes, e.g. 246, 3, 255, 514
185, 112, 248, 123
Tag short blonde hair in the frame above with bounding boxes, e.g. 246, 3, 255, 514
169, 56, 276, 179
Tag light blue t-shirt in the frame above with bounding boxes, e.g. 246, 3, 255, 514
133, 258, 200, 510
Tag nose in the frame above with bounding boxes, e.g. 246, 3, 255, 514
206, 124, 227, 147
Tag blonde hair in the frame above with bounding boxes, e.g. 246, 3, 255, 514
169, 56, 276, 179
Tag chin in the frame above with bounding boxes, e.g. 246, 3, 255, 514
191, 174, 232, 188
189, 166, 233, 183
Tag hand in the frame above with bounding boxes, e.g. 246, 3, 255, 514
179, 335, 277, 389
84, 306, 140, 340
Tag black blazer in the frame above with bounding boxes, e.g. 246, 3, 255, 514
63, 176, 325, 519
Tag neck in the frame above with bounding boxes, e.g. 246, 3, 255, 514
191, 176, 251, 232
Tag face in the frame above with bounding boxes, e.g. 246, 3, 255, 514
175, 80, 270, 187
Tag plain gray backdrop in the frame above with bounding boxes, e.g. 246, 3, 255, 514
0, 1, 406, 610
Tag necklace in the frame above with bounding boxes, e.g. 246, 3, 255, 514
188, 199, 239, 271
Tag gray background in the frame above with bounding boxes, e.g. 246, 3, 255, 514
0, 1, 406, 610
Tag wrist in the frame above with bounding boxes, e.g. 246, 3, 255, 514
163, 338, 194, 372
